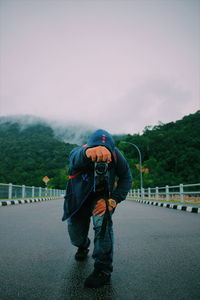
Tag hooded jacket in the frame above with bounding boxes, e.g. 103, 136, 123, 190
62, 129, 132, 221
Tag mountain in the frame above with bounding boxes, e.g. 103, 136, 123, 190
0, 111, 199, 189
0, 115, 94, 145
0, 117, 76, 188
117, 110, 200, 187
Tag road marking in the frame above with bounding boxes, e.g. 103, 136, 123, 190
0, 197, 64, 208
186, 207, 192, 212
128, 199, 200, 213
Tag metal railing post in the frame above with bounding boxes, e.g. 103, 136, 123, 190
22, 185, 25, 198
180, 184, 184, 202
8, 183, 12, 199
156, 187, 159, 200
32, 186, 34, 198
39, 187, 42, 197
141, 188, 144, 199
165, 185, 169, 201
148, 187, 151, 200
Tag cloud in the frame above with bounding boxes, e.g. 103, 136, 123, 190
0, 77, 196, 136
0, 0, 199, 134
99, 77, 193, 134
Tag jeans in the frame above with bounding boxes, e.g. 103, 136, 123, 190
67, 198, 114, 274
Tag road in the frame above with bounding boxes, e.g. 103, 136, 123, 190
0, 199, 200, 300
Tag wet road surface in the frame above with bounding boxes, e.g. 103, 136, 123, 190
0, 198, 200, 300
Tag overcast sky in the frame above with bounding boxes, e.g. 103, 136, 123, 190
0, 0, 199, 134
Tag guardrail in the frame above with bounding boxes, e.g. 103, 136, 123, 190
0, 183, 65, 200
128, 183, 200, 203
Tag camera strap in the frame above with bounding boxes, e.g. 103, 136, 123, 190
98, 179, 111, 240
99, 196, 111, 238
94, 174, 113, 255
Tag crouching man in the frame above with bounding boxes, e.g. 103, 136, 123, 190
62, 129, 132, 288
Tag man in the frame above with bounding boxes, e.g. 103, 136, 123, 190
62, 129, 132, 288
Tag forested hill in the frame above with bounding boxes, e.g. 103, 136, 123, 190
117, 110, 200, 187
0, 121, 76, 188
0, 111, 199, 189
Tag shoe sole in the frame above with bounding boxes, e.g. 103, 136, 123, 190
75, 256, 88, 261
84, 277, 111, 288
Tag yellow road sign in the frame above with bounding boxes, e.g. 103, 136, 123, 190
43, 176, 50, 184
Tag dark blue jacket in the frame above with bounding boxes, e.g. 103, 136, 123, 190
62, 129, 132, 221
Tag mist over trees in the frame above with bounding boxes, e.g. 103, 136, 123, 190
0, 121, 75, 188
0, 111, 199, 189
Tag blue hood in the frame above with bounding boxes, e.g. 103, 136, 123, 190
87, 129, 115, 154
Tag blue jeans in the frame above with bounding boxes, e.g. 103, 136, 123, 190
67, 199, 114, 274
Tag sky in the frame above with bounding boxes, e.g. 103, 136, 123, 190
0, 0, 199, 134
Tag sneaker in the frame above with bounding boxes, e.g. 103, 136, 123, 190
84, 269, 111, 288
75, 247, 89, 261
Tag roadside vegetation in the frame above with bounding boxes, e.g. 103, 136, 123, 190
0, 111, 199, 190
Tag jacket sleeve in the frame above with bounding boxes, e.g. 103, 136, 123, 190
69, 146, 91, 172
110, 148, 133, 204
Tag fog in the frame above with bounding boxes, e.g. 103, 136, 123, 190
0, 114, 95, 144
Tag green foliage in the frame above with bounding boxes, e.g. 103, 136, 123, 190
0, 111, 199, 189
0, 122, 75, 189
117, 111, 200, 188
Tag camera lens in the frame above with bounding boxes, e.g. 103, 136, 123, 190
95, 162, 108, 175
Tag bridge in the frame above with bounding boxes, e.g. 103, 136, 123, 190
0, 186, 200, 300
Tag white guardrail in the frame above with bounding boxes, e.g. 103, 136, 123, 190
128, 183, 200, 203
0, 183, 65, 200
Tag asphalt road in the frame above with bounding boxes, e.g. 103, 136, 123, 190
0, 199, 200, 300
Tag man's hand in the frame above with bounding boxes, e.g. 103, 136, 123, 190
85, 146, 112, 162
93, 199, 117, 216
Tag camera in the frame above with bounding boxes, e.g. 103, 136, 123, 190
94, 162, 109, 186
